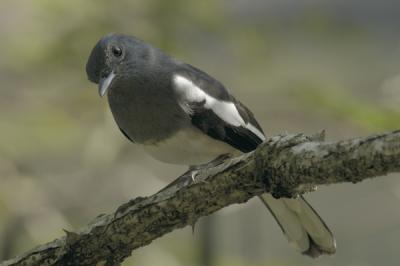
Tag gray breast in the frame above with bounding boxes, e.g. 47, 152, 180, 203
107, 77, 189, 144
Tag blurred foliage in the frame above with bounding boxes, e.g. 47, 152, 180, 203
294, 84, 400, 132
1, 0, 400, 266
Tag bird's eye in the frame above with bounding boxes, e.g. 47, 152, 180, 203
111, 46, 123, 57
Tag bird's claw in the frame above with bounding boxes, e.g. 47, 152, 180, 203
190, 169, 199, 183
189, 169, 208, 184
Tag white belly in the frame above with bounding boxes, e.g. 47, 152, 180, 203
142, 127, 239, 165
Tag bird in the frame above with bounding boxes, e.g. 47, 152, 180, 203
86, 33, 336, 258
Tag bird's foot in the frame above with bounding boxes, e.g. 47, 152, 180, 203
188, 153, 233, 184
190, 169, 199, 183
114, 196, 146, 218
188, 167, 204, 184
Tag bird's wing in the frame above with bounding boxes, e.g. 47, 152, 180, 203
172, 65, 265, 153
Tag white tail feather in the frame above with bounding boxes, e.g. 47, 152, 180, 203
259, 193, 336, 257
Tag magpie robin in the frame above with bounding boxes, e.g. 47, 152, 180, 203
86, 33, 336, 257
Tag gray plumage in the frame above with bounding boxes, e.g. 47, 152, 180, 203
86, 33, 336, 257
87, 34, 186, 143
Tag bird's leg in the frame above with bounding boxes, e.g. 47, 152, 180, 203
187, 166, 201, 183
189, 153, 233, 183
157, 153, 234, 193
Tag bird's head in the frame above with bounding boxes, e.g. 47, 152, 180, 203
85, 33, 149, 97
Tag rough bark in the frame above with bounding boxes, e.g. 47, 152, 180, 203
2, 130, 400, 266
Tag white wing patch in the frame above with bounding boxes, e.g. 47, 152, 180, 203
246, 123, 265, 141
173, 74, 265, 141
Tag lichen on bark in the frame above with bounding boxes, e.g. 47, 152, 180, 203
1, 130, 400, 266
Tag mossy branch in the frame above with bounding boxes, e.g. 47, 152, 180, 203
2, 130, 400, 266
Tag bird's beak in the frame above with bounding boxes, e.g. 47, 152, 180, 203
98, 71, 116, 97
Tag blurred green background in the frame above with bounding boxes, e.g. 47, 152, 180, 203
1, 0, 400, 265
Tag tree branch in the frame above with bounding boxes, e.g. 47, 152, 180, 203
2, 130, 400, 266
